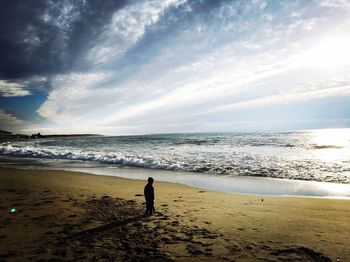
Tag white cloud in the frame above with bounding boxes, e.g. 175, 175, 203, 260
86, 0, 183, 65
320, 0, 350, 8
0, 108, 26, 132
0, 80, 31, 97
37, 72, 107, 123
0, 109, 23, 124
37, 0, 350, 134
204, 85, 350, 114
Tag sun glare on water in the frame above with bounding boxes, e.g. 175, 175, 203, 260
311, 129, 350, 147
309, 129, 350, 162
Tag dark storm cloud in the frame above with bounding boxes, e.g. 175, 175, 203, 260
0, 0, 126, 80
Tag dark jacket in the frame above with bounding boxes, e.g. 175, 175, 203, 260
144, 184, 154, 202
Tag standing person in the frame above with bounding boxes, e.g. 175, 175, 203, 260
144, 177, 155, 215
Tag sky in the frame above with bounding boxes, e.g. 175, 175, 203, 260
1, 0, 350, 135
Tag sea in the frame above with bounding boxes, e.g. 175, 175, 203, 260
1, 129, 350, 197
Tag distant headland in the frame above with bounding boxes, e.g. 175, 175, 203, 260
0, 130, 100, 140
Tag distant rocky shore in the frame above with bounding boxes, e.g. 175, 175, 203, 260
0, 130, 100, 141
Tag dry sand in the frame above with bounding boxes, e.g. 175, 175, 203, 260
0, 167, 349, 261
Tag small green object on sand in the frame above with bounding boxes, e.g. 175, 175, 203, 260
9, 208, 16, 213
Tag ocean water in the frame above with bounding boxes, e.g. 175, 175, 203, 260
1, 129, 350, 184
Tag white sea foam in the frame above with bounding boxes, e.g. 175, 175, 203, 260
1, 130, 350, 184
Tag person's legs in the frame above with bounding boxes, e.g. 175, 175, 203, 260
145, 202, 155, 215
150, 202, 155, 214
145, 202, 152, 215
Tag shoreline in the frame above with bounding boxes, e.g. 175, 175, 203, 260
2, 157, 350, 199
1, 166, 349, 261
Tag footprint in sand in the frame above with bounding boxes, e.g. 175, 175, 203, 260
171, 221, 180, 226
260, 244, 272, 251
226, 243, 243, 254
41, 200, 54, 204
270, 247, 331, 261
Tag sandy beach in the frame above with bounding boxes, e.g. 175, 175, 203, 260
0, 167, 349, 261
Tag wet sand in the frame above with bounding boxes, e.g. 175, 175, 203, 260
0, 167, 349, 261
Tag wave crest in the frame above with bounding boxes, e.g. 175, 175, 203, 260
1, 141, 350, 184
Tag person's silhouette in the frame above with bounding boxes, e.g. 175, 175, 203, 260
144, 177, 155, 215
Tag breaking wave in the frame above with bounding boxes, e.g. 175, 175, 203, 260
1, 132, 350, 184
